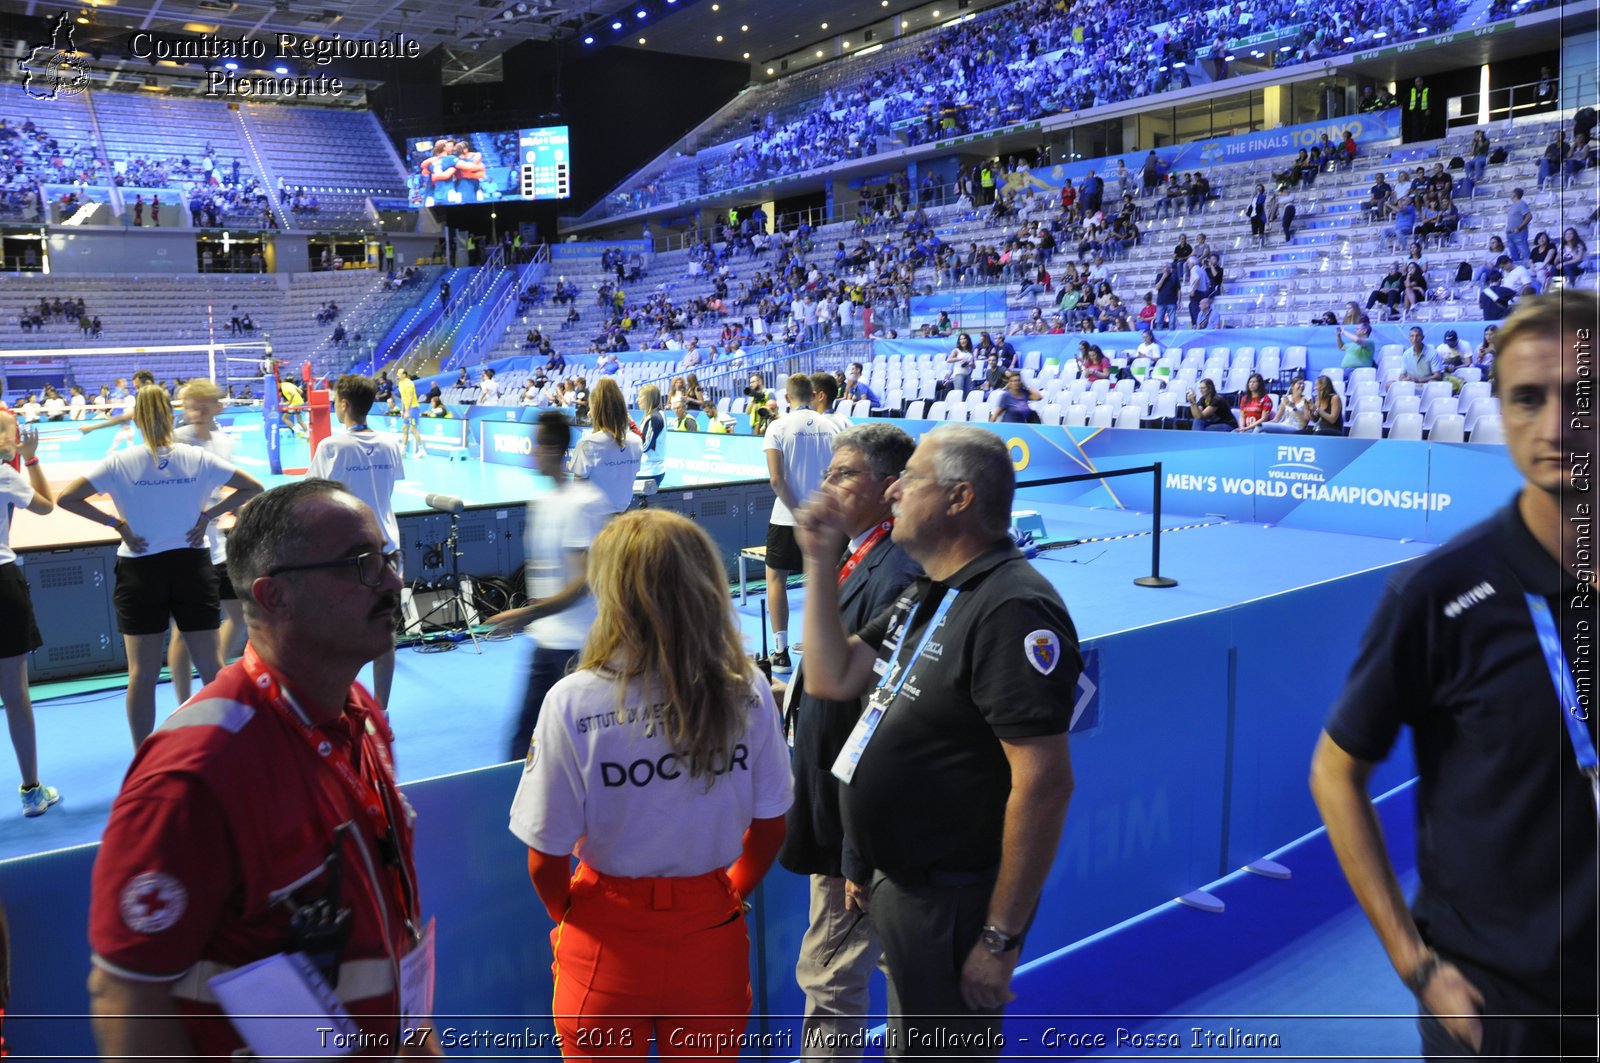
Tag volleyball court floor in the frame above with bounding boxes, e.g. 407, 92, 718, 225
6, 426, 1437, 1059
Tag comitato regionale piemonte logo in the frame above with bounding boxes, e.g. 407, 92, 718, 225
22, 12, 90, 101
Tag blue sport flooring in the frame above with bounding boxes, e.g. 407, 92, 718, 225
4, 457, 1443, 1059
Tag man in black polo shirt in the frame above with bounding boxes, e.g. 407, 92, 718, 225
796, 423, 1078, 1059
1311, 289, 1598, 1060
779, 423, 922, 1059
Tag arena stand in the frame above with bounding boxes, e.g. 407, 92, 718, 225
582, 0, 1488, 219
0, 270, 437, 397
433, 103, 1590, 449
240, 103, 413, 230
0, 88, 411, 237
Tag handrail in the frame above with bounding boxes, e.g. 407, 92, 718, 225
393, 246, 509, 375
456, 258, 549, 370
1445, 72, 1591, 131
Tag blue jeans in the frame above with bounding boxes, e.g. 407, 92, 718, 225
1156, 302, 1178, 329
1465, 155, 1487, 180
1506, 229, 1530, 263
508, 644, 580, 762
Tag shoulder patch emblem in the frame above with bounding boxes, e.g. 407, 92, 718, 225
120, 871, 188, 934
524, 735, 539, 772
1025, 629, 1061, 675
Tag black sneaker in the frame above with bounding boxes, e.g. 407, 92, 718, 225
769, 649, 793, 674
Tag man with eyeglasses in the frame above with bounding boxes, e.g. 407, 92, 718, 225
796, 424, 1078, 1059
306, 374, 406, 707
89, 480, 440, 1059
778, 424, 921, 1060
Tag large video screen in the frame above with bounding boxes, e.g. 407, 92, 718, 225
407, 126, 570, 207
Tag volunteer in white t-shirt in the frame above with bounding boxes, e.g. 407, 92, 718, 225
489, 410, 612, 761
635, 384, 667, 487
568, 376, 643, 514
306, 373, 407, 707
0, 412, 62, 816
56, 386, 262, 746
166, 379, 247, 706
509, 508, 793, 1061
761, 373, 844, 674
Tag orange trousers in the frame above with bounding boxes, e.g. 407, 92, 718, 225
552, 863, 752, 1062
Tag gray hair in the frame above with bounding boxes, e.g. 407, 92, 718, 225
928, 424, 1014, 537
833, 423, 915, 480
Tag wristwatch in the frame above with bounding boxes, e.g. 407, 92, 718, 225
980, 925, 1020, 955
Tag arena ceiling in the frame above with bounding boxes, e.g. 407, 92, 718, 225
7, 0, 962, 84
6, 0, 618, 84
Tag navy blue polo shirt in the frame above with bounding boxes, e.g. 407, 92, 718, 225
1326, 499, 1597, 1006
840, 544, 1080, 880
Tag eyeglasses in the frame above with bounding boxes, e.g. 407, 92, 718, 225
822, 465, 873, 485
268, 550, 401, 588
897, 469, 960, 488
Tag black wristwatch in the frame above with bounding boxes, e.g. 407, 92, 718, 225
980, 925, 1020, 955
1404, 949, 1440, 995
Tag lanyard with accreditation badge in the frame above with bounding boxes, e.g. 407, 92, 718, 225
241, 646, 420, 937
837, 521, 893, 589
831, 586, 958, 784
1523, 595, 1600, 817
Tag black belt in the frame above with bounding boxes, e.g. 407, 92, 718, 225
883, 865, 998, 889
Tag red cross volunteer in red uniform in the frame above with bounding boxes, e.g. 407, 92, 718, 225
88, 480, 441, 1060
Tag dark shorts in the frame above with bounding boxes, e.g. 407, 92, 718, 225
0, 563, 43, 658
215, 561, 238, 602
113, 549, 220, 636
765, 522, 804, 573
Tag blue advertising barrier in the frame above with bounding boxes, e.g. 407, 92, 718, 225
470, 415, 1517, 543
875, 324, 1493, 382
900, 419, 1516, 544
909, 290, 1010, 330
1026, 110, 1402, 190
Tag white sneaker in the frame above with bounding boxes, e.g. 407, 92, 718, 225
21, 783, 60, 817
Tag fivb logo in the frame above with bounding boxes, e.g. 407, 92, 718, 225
1275, 444, 1318, 466
1271, 443, 1325, 486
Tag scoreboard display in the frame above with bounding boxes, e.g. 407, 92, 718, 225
519, 126, 571, 200
408, 124, 572, 207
